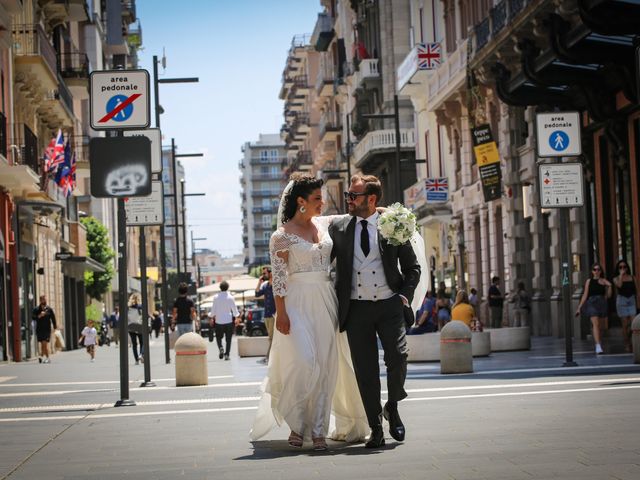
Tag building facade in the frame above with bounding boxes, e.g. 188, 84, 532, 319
239, 134, 287, 267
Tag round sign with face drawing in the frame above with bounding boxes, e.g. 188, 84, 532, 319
88, 136, 152, 198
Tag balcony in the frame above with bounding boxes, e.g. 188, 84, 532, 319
352, 128, 416, 168
473, 0, 531, 56
122, 0, 137, 23
252, 205, 278, 214
250, 156, 285, 166
426, 39, 468, 111
13, 24, 58, 86
254, 239, 270, 248
252, 190, 282, 198
349, 59, 380, 95
315, 54, 335, 101
251, 172, 283, 181
311, 12, 335, 52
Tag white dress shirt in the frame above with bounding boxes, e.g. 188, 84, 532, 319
354, 211, 379, 257
209, 291, 239, 325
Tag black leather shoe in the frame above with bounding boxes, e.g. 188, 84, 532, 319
383, 403, 405, 442
365, 425, 385, 448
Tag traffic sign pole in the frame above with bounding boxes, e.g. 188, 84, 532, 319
561, 208, 577, 367
139, 226, 156, 387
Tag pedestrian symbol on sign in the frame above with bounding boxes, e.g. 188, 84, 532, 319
549, 131, 569, 152
105, 94, 135, 122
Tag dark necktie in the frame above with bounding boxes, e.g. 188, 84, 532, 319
360, 219, 370, 257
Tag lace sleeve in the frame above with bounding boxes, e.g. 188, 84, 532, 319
270, 230, 290, 297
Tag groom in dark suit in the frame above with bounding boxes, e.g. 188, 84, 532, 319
329, 174, 420, 448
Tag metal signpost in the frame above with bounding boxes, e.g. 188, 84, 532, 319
536, 113, 584, 367
89, 68, 151, 406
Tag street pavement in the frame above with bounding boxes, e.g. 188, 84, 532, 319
1, 332, 639, 480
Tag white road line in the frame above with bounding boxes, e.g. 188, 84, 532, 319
529, 353, 632, 359
404, 384, 640, 402
408, 363, 640, 377
0, 381, 262, 398
2, 376, 639, 415
403, 376, 640, 394
1, 385, 639, 423
0, 375, 233, 388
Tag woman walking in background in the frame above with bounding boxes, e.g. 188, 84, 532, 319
613, 260, 636, 352
576, 263, 612, 354
127, 293, 145, 364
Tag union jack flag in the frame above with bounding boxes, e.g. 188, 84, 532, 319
55, 142, 76, 198
44, 129, 65, 172
417, 43, 441, 70
426, 177, 448, 191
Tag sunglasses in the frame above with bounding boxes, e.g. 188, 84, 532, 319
619, 265, 628, 270
592, 267, 601, 272
343, 191, 368, 202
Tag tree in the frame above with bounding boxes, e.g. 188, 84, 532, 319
80, 216, 115, 300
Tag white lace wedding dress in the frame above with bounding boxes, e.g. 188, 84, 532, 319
250, 216, 369, 442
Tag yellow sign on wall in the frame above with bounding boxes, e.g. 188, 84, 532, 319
474, 141, 500, 166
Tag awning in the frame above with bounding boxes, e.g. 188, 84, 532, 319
59, 255, 106, 279
197, 274, 259, 295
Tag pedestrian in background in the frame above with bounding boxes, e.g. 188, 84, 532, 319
172, 282, 196, 337
436, 290, 451, 331
127, 293, 144, 364
109, 306, 120, 345
210, 280, 240, 360
512, 282, 530, 327
488, 276, 504, 328
151, 310, 163, 338
468, 288, 479, 309
255, 267, 276, 364
407, 290, 437, 335
451, 291, 476, 328
79, 319, 97, 362
613, 260, 636, 352
576, 263, 612, 354
32, 295, 57, 364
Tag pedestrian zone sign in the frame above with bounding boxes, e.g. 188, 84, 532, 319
535, 111, 581, 157
539, 163, 584, 208
90, 69, 150, 130
125, 180, 164, 226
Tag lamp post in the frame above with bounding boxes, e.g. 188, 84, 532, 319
178, 177, 206, 274
152, 54, 199, 364
190, 232, 207, 315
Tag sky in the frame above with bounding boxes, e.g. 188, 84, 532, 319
136, 0, 320, 258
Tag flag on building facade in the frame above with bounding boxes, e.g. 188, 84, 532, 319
54, 138, 76, 197
417, 43, 441, 70
44, 129, 65, 172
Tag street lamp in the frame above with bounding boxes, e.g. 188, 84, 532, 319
152, 54, 199, 364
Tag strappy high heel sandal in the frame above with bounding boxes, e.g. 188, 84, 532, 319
312, 436, 328, 451
288, 431, 303, 448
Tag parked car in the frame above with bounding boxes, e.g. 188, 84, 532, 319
243, 307, 268, 337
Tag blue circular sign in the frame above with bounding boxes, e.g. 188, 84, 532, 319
549, 130, 569, 152
106, 94, 134, 122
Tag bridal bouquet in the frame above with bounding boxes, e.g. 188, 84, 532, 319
377, 203, 416, 246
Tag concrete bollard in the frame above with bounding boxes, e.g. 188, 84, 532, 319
175, 332, 208, 387
632, 314, 640, 364
440, 321, 473, 374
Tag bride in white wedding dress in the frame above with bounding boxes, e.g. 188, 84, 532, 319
250, 174, 368, 450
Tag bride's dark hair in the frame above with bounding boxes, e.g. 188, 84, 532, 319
280, 172, 324, 224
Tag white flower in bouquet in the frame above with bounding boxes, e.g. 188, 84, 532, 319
377, 203, 416, 246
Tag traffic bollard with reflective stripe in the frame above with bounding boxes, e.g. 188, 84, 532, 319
174, 332, 208, 386
440, 321, 473, 374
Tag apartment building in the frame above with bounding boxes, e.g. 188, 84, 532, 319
239, 134, 287, 267
0, 0, 142, 361
394, 0, 640, 340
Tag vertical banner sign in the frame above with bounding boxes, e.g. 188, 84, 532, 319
472, 124, 502, 202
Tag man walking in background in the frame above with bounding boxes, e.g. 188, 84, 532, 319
172, 282, 196, 337
210, 280, 240, 361
488, 276, 504, 328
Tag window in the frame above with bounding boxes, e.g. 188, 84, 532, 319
260, 150, 268, 162
262, 215, 272, 228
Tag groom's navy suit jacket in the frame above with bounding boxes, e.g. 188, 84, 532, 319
329, 215, 421, 332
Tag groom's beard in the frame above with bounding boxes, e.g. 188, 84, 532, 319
348, 202, 373, 218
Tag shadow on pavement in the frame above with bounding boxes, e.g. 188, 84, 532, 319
235, 440, 400, 460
